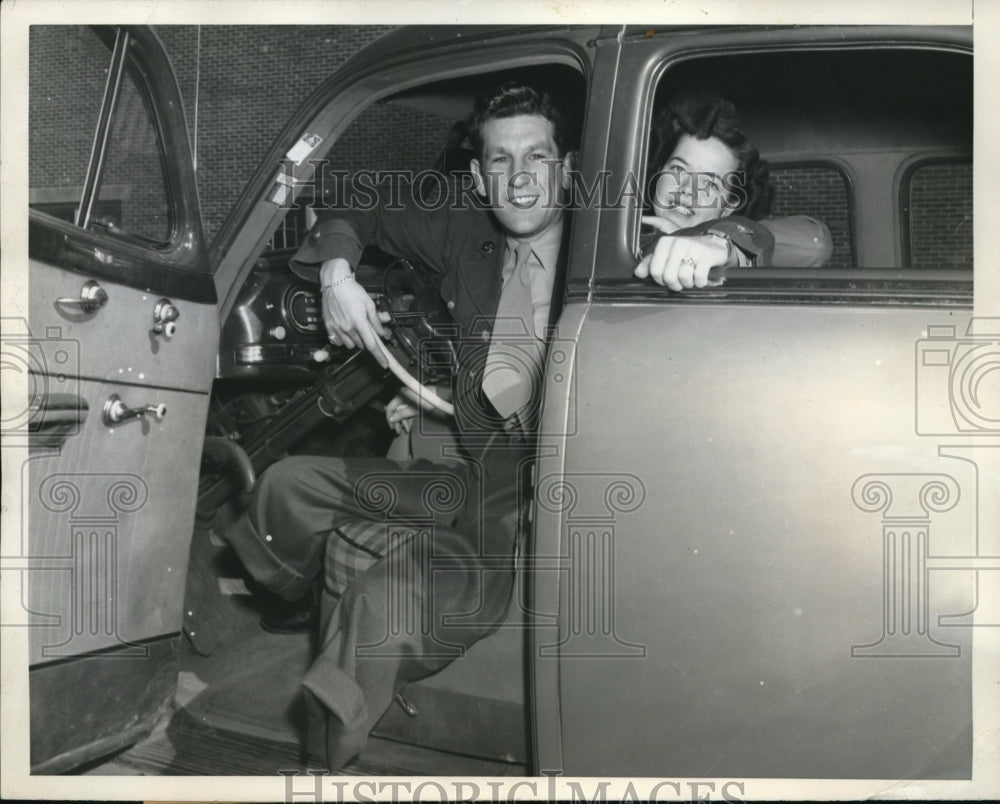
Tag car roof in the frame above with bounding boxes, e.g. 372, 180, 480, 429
339, 25, 592, 73
351, 22, 970, 67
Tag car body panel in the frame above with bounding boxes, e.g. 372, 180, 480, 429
530, 27, 975, 775
535, 301, 975, 777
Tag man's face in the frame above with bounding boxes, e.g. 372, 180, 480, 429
471, 114, 570, 241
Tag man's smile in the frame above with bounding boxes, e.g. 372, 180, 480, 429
509, 194, 540, 209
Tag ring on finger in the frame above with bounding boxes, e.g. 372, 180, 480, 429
680, 256, 695, 268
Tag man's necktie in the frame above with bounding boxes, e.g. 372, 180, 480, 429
482, 242, 546, 419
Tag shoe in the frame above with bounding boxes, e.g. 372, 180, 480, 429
259, 579, 319, 634
261, 607, 315, 633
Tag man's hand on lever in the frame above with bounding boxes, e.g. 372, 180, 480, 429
319, 257, 392, 367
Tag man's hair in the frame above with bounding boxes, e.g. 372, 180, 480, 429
468, 81, 576, 159
648, 91, 774, 219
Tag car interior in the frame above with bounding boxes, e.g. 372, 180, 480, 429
136, 62, 591, 776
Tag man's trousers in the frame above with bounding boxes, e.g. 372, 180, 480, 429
224, 439, 531, 768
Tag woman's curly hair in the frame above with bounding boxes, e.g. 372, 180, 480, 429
648, 92, 774, 220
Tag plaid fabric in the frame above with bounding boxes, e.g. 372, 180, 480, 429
324, 520, 427, 598
324, 520, 384, 598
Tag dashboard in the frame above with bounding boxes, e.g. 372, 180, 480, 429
219, 249, 332, 383
202, 247, 454, 514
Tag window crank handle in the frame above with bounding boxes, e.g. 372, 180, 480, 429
103, 394, 167, 426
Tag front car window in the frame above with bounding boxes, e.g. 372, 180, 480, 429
217, 59, 586, 381
29, 26, 172, 244
263, 100, 461, 255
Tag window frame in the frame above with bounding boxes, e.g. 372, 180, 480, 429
210, 29, 601, 323
584, 26, 973, 306
28, 25, 210, 291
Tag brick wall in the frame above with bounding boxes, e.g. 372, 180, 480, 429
270, 103, 457, 251
324, 105, 457, 176
154, 25, 396, 242
768, 161, 972, 268
29, 27, 172, 239
29, 25, 397, 245
28, 28, 107, 197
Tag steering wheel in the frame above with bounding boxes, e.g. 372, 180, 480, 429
354, 257, 458, 416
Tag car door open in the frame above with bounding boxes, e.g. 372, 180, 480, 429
19, 25, 216, 773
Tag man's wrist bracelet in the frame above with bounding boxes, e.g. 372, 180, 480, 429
320, 274, 354, 292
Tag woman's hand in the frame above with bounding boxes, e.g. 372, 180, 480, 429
635, 216, 731, 291
320, 258, 392, 367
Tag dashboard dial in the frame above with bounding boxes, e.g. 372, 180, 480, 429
282, 285, 323, 335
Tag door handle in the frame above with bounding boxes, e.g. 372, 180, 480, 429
56, 280, 108, 314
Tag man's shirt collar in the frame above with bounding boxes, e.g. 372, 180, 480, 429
506, 220, 563, 274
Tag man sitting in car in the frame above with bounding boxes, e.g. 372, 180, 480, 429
224, 81, 831, 770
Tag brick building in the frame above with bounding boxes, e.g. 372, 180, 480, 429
154, 25, 403, 242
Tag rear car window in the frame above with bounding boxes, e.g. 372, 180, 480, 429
904, 160, 973, 269
769, 164, 853, 268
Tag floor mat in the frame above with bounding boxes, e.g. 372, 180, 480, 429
115, 628, 526, 775
182, 629, 312, 745
181, 523, 278, 656
115, 708, 309, 775
115, 701, 522, 776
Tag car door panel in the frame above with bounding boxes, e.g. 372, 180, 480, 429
536, 301, 974, 778
24, 380, 211, 662
28, 257, 217, 394
23, 255, 217, 772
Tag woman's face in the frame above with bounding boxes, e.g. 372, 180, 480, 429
652, 134, 740, 230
